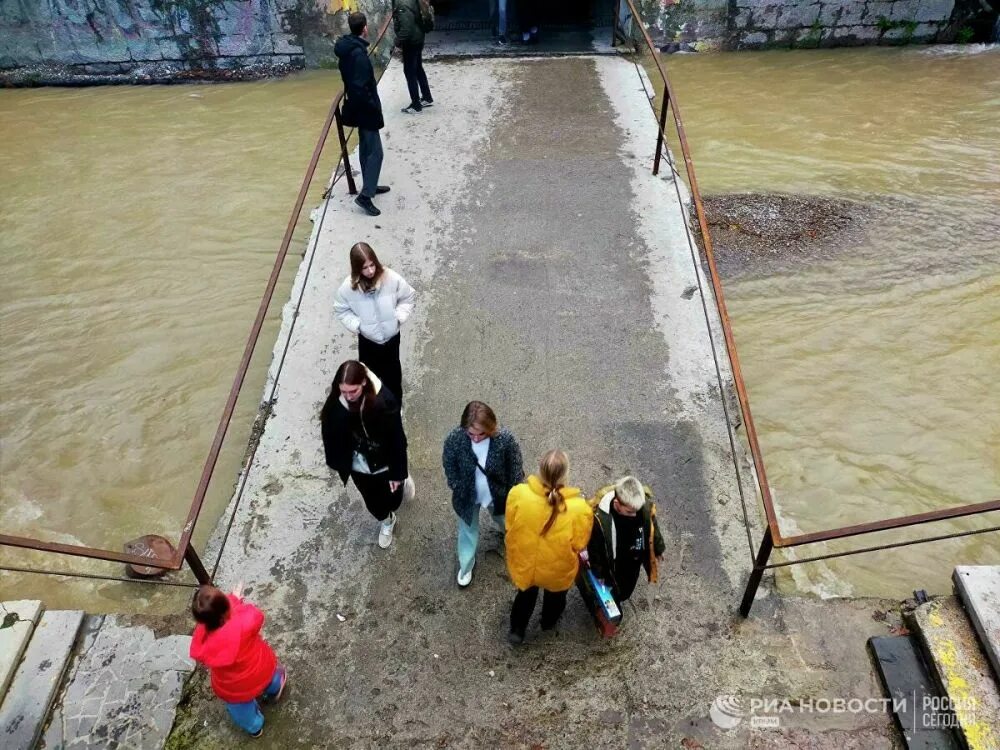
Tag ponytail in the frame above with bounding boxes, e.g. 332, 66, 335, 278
541, 484, 563, 535
538, 449, 569, 536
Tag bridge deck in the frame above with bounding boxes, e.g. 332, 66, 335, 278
170, 55, 898, 749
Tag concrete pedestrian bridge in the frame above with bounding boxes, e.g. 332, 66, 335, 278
162, 51, 910, 748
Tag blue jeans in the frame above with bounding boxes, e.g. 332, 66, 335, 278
493, 0, 508, 37
458, 505, 505, 576
224, 665, 284, 735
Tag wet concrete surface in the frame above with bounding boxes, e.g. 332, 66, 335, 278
166, 56, 908, 749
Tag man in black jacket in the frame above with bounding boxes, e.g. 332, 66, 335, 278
335, 12, 390, 217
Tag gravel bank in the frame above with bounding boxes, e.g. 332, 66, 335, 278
697, 193, 877, 279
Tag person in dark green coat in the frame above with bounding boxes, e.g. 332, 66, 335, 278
393, 0, 433, 113
587, 476, 665, 606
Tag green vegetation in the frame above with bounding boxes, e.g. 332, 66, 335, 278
151, 0, 225, 62
876, 16, 919, 42
956, 26, 975, 43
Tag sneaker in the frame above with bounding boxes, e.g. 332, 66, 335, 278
497, 35, 508, 46
262, 665, 288, 704
401, 104, 422, 114
250, 727, 264, 739
354, 195, 380, 216
507, 630, 524, 645
457, 561, 474, 587
402, 477, 416, 503
420, 97, 434, 107
521, 32, 531, 42
274, 666, 288, 702
378, 512, 397, 548
375, 185, 391, 194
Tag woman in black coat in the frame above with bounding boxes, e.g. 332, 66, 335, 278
442, 401, 524, 587
321, 360, 413, 549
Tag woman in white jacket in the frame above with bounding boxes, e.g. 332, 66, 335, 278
334, 242, 416, 404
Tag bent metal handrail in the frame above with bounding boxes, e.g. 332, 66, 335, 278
0, 13, 395, 584
611, 0, 1000, 616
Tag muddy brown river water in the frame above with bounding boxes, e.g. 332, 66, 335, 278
658, 44, 1000, 596
1, 47, 997, 611
0, 71, 345, 610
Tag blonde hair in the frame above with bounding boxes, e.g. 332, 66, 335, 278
614, 476, 646, 511
539, 449, 568, 535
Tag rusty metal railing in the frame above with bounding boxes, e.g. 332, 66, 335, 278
611, 0, 1000, 616
0, 13, 395, 587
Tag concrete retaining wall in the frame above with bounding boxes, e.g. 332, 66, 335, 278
0, 0, 993, 81
0, 0, 386, 82
636, 0, 994, 50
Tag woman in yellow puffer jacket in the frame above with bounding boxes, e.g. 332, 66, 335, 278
505, 449, 594, 644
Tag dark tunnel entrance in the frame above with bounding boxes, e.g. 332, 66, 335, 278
432, 0, 615, 36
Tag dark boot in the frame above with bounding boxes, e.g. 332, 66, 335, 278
355, 195, 381, 216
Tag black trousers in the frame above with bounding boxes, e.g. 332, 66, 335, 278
615, 558, 643, 602
400, 43, 431, 107
358, 332, 403, 406
351, 470, 404, 521
516, 0, 540, 34
510, 587, 568, 635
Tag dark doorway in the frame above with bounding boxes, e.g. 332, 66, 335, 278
433, 0, 613, 32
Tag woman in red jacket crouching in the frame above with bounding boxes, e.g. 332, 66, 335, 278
189, 584, 287, 738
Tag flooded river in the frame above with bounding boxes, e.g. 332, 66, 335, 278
0, 71, 344, 611
661, 45, 1000, 596
1, 48, 997, 611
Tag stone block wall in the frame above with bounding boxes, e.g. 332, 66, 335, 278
0, 0, 323, 81
0, 0, 992, 81
635, 0, 991, 49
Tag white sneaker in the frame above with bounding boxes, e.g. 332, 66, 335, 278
457, 561, 475, 588
378, 512, 397, 548
402, 477, 416, 503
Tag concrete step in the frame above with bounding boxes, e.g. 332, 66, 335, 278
39, 615, 194, 750
955, 566, 1000, 682
868, 635, 961, 750
908, 598, 1000, 750
0, 600, 44, 699
0, 609, 84, 750
869, 634, 961, 749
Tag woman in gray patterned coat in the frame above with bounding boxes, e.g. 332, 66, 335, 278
442, 401, 524, 588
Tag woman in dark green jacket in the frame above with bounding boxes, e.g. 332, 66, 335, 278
393, 0, 434, 113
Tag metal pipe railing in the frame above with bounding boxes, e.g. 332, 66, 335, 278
612, 0, 1000, 615
0, 13, 395, 587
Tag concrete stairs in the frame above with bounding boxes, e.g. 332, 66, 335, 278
0, 603, 84, 750
872, 565, 1000, 750
0, 601, 194, 750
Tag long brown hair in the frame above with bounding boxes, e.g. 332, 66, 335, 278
538, 449, 569, 535
191, 585, 230, 632
320, 360, 376, 421
460, 401, 498, 437
349, 242, 384, 292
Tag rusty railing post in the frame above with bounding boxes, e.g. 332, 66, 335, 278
652, 90, 670, 176
739, 527, 773, 617
334, 108, 357, 196
184, 545, 212, 585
